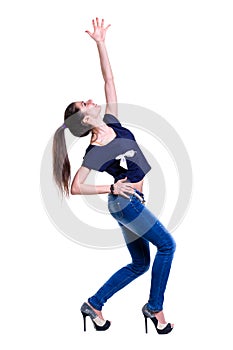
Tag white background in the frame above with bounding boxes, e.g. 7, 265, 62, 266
1, 0, 233, 349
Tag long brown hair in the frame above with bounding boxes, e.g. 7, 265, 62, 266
52, 102, 91, 196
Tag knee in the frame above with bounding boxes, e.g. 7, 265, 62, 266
131, 257, 150, 276
160, 235, 176, 255
170, 236, 176, 253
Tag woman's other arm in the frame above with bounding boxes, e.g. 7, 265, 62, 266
71, 166, 110, 195
85, 18, 118, 118
71, 166, 134, 198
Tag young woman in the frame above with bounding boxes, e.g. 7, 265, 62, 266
53, 18, 176, 334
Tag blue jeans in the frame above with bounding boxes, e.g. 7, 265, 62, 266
88, 191, 176, 312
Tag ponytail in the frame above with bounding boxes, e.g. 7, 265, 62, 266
52, 102, 92, 196
52, 125, 71, 196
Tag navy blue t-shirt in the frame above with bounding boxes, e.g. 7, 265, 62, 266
82, 114, 151, 183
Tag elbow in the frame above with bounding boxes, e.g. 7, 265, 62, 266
71, 183, 81, 195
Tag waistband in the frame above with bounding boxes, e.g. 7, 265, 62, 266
109, 189, 145, 204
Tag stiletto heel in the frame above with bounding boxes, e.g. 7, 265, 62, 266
80, 302, 111, 332
81, 312, 87, 332
144, 315, 148, 334
142, 304, 173, 335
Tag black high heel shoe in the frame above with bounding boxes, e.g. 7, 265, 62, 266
80, 302, 111, 332
142, 304, 173, 335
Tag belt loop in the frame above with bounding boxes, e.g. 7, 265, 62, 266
133, 190, 146, 204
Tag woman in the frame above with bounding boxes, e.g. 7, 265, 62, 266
53, 18, 176, 334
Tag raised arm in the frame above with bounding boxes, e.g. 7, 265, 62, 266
85, 18, 118, 117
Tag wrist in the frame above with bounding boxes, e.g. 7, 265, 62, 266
96, 40, 105, 46
110, 184, 115, 195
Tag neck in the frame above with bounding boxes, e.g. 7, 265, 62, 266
91, 122, 111, 138
91, 123, 116, 145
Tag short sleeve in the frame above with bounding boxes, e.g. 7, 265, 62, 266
81, 145, 100, 171
81, 145, 106, 172
103, 114, 121, 126
81, 157, 94, 170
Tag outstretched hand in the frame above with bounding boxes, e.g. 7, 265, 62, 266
85, 18, 111, 43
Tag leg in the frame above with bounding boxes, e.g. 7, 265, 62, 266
88, 224, 150, 311
108, 194, 176, 312
143, 220, 176, 311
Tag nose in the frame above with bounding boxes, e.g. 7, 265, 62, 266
86, 99, 94, 105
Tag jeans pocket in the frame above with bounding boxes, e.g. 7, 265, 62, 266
116, 201, 124, 219
108, 197, 124, 220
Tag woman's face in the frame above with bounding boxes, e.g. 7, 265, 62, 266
75, 100, 102, 128
75, 100, 101, 116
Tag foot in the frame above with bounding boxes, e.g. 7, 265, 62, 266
87, 302, 105, 320
153, 310, 174, 329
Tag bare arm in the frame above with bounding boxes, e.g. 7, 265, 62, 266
71, 166, 110, 195
85, 18, 118, 117
71, 166, 134, 198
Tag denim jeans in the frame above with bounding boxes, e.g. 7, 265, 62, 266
88, 190, 176, 312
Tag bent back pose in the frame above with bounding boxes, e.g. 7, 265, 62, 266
53, 18, 176, 334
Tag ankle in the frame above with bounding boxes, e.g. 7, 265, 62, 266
87, 302, 104, 320
153, 310, 166, 324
